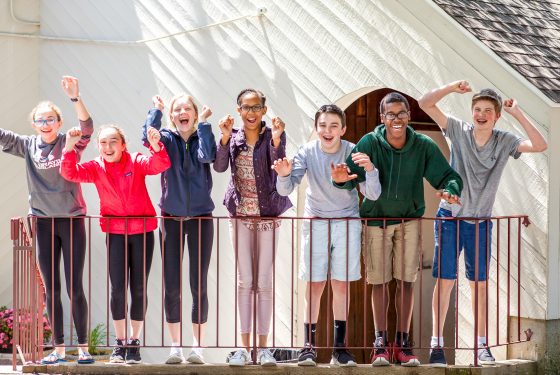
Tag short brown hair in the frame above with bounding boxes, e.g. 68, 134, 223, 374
314, 104, 346, 129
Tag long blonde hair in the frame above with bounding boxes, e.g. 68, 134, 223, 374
168, 94, 199, 129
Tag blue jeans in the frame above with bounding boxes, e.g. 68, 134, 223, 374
432, 208, 493, 281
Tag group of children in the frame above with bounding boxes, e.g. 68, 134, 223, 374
0, 77, 546, 367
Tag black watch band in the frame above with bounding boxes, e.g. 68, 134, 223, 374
70, 97, 79, 102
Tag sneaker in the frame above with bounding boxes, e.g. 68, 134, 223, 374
429, 346, 446, 367
165, 349, 185, 364
186, 348, 205, 364
125, 338, 142, 364
258, 348, 277, 366
297, 344, 317, 366
40, 351, 67, 365
77, 351, 95, 364
109, 339, 126, 363
371, 338, 390, 366
229, 348, 251, 366
331, 347, 357, 367
394, 342, 420, 367
478, 344, 496, 365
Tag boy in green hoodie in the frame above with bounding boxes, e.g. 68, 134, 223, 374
332, 92, 462, 367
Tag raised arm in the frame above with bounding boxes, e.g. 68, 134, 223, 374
136, 127, 171, 175
503, 98, 548, 153
213, 115, 234, 172
61, 128, 96, 183
197, 105, 217, 163
418, 80, 472, 131
0, 128, 29, 158
62, 76, 93, 153
62, 76, 91, 122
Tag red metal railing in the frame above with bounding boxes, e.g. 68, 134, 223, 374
11, 214, 532, 369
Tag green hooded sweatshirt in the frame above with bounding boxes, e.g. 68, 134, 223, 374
336, 125, 462, 226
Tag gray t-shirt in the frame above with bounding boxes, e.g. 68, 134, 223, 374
0, 118, 93, 216
277, 139, 380, 218
440, 116, 522, 218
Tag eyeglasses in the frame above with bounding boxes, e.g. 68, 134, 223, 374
239, 104, 264, 113
33, 117, 58, 126
382, 111, 409, 120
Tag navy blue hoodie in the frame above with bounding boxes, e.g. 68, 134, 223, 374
142, 108, 215, 216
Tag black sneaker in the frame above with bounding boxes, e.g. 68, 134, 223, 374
478, 344, 495, 365
429, 346, 446, 367
125, 339, 142, 364
330, 347, 357, 367
109, 339, 126, 363
297, 344, 317, 366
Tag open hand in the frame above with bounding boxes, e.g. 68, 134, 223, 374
271, 157, 292, 177
331, 162, 357, 183
61, 76, 80, 99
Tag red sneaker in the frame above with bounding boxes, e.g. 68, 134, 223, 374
370, 341, 390, 366
394, 343, 420, 367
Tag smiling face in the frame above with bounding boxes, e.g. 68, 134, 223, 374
32, 105, 62, 143
472, 99, 500, 130
170, 95, 198, 136
381, 101, 410, 148
237, 92, 267, 132
316, 112, 346, 153
98, 127, 126, 163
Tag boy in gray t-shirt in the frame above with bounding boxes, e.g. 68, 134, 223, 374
273, 104, 381, 367
419, 81, 547, 366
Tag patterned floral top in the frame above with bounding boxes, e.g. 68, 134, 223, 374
234, 144, 280, 231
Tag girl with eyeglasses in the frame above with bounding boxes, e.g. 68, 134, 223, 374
214, 88, 292, 367
141, 94, 216, 364
0, 76, 94, 364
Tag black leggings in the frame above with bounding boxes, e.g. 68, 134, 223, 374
161, 214, 214, 324
36, 217, 88, 345
107, 232, 154, 321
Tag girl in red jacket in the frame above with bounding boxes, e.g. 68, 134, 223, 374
61, 125, 171, 364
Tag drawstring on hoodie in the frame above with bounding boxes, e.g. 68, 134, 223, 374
395, 154, 402, 199
388, 153, 393, 198
387, 152, 402, 200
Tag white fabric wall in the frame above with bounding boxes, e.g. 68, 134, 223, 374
0, 0, 550, 364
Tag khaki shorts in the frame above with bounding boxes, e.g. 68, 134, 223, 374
362, 220, 420, 284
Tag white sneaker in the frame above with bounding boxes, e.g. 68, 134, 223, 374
258, 348, 277, 367
229, 348, 251, 366
165, 349, 185, 364
186, 348, 205, 364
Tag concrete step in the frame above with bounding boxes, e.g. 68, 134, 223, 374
22, 359, 537, 375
